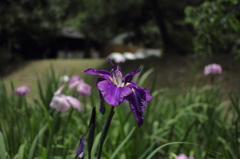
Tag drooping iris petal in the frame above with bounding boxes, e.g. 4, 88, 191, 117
127, 91, 144, 127
97, 80, 132, 106
131, 84, 152, 104
66, 96, 82, 112
123, 68, 141, 83
50, 95, 71, 113
96, 78, 107, 114
75, 136, 85, 159
99, 91, 106, 114
126, 85, 152, 127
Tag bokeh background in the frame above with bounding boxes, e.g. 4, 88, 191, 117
1, 0, 240, 93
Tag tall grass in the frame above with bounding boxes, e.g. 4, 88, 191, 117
0, 66, 239, 159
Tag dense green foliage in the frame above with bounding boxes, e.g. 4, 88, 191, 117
185, 0, 240, 56
0, 66, 239, 158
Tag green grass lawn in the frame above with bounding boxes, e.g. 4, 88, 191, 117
2, 55, 240, 100
2, 59, 107, 99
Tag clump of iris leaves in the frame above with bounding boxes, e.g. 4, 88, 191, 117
0, 66, 239, 159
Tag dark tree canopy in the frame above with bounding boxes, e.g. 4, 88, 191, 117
79, 0, 204, 55
0, 0, 83, 59
0, 0, 239, 59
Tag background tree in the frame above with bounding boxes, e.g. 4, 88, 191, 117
185, 0, 240, 57
0, 0, 83, 59
78, 0, 204, 56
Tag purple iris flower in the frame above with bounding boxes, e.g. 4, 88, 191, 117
75, 136, 85, 159
84, 59, 152, 127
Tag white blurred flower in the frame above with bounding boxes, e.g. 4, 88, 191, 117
107, 52, 126, 63
60, 75, 70, 82
134, 49, 146, 59
123, 52, 136, 60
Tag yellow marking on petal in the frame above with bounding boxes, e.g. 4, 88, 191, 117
109, 77, 113, 81
126, 83, 131, 86
131, 88, 135, 92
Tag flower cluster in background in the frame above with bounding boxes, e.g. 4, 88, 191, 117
50, 85, 82, 113
204, 63, 222, 76
69, 75, 92, 96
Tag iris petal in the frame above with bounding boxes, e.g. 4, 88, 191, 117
50, 95, 70, 113
99, 90, 106, 114
97, 80, 132, 106
84, 68, 110, 76
96, 78, 106, 114
126, 85, 152, 127
66, 96, 82, 112
123, 68, 141, 83
75, 136, 85, 159
108, 58, 115, 68
68, 76, 80, 88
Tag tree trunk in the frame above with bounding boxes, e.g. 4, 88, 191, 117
150, 0, 185, 55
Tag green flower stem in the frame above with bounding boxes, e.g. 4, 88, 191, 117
61, 109, 74, 145
97, 106, 115, 159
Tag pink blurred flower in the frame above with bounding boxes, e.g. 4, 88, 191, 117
14, 85, 30, 96
77, 79, 92, 96
69, 76, 80, 88
68, 76, 92, 96
50, 86, 82, 113
204, 63, 222, 76
176, 154, 194, 159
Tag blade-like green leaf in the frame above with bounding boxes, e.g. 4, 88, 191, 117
17, 144, 25, 159
0, 131, 7, 159
28, 124, 48, 159
138, 68, 154, 87
110, 127, 135, 159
